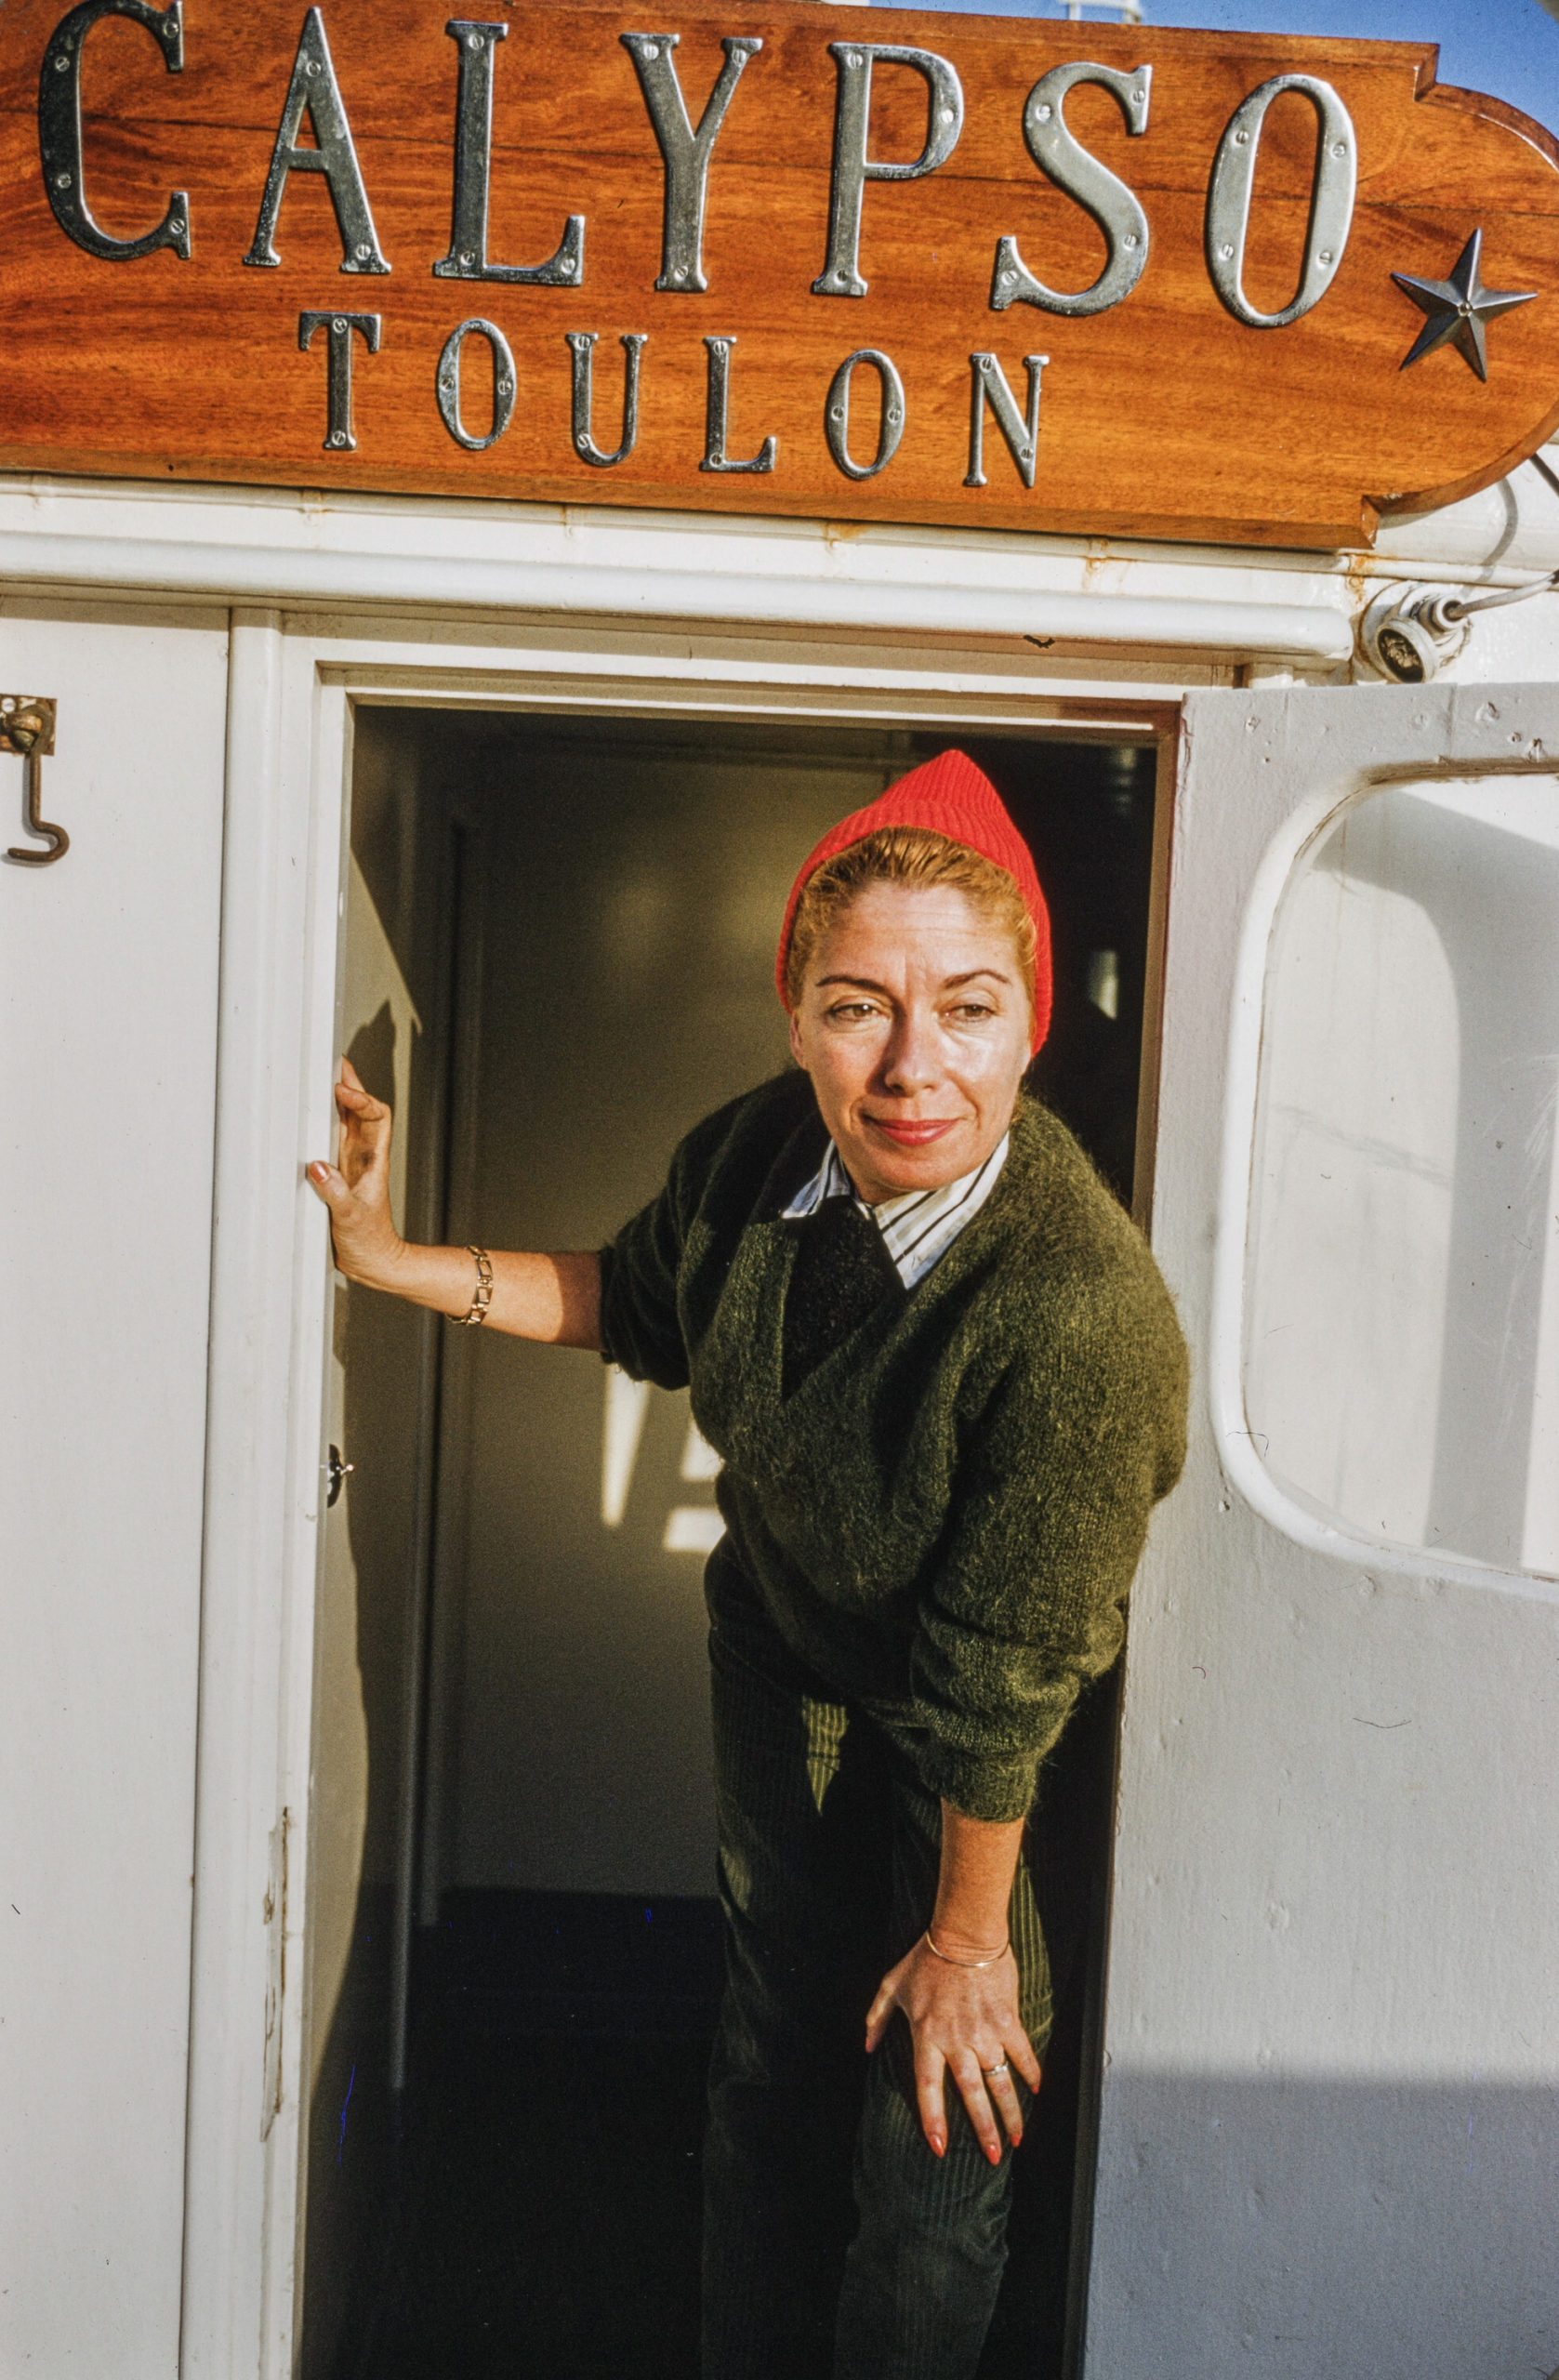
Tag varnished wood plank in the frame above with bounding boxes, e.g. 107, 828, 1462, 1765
0, 0, 1554, 548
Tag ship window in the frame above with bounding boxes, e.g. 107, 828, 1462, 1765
1244, 774, 1559, 1578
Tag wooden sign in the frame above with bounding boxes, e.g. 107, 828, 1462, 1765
2, 0, 1558, 548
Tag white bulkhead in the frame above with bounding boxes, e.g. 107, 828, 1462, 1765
4, 421, 1558, 2380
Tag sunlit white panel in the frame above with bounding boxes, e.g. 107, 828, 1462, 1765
1245, 775, 1559, 1578
664, 1507, 726, 1555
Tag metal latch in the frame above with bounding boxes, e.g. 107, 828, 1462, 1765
1, 696, 67, 866
325, 1445, 354, 1508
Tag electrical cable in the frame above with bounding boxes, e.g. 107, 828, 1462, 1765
1433, 448, 1559, 622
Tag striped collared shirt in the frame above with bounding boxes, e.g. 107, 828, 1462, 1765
781, 1132, 1011, 1289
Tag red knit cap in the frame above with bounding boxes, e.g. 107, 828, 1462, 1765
776, 750, 1052, 1055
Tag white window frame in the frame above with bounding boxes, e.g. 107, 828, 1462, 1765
1208, 750, 1559, 1612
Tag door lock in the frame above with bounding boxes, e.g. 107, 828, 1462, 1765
1, 696, 67, 866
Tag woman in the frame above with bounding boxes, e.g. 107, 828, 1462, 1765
309, 748, 1188, 2380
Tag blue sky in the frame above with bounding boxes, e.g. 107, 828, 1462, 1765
875, 0, 1559, 140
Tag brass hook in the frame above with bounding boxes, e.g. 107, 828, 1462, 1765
2, 697, 68, 866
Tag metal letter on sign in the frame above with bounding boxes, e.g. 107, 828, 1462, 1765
38, 0, 191, 263
991, 61, 1151, 318
813, 43, 964, 298
244, 7, 390, 273
825, 349, 905, 480
1206, 74, 1356, 328
435, 317, 516, 449
298, 310, 382, 448
566, 331, 647, 466
619, 32, 762, 293
7, 3, 1559, 550
434, 20, 585, 285
701, 334, 777, 470
965, 350, 1047, 489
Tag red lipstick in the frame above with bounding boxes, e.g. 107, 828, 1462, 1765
867, 1117, 958, 1147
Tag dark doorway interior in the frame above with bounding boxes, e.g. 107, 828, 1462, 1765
307, 716, 1159, 2380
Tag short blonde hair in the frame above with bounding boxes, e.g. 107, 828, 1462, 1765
785, 826, 1037, 1020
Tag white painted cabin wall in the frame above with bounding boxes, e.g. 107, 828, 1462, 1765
0, 601, 229, 2376
0, 452, 1556, 2378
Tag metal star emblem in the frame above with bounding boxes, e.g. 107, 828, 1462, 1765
1393, 229, 1537, 382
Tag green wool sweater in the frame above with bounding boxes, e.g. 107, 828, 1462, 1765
599, 1072, 1189, 1823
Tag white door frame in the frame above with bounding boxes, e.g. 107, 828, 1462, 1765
179, 600, 1194, 2379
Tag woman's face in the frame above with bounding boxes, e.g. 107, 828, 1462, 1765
787, 880, 1032, 1204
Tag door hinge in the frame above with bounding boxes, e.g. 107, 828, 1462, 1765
261, 1806, 290, 2141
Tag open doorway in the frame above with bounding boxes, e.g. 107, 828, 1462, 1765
301, 710, 1163, 2380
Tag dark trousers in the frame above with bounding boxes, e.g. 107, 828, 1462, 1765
701, 1555, 1051, 2380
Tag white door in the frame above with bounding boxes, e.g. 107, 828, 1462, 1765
0, 605, 229, 2376
1090, 684, 1559, 2380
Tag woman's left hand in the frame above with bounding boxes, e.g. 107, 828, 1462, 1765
865, 1936, 1042, 2165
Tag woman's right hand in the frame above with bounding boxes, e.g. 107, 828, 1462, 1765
306, 1057, 405, 1289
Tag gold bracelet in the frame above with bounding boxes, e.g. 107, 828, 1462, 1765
450, 1245, 494, 1326
923, 1927, 1010, 1971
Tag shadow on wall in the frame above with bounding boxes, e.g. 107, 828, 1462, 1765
1090, 2071, 1559, 2380
1327, 800, 1559, 1566
304, 1001, 429, 2380
1377, 810, 1559, 1566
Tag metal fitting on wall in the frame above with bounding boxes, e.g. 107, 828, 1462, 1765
1358, 555, 1559, 684
1356, 585, 1472, 683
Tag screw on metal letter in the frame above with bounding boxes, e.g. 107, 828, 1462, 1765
813, 42, 963, 299
566, 331, 647, 468
824, 348, 906, 482
434, 22, 585, 285
434, 316, 518, 452
700, 334, 777, 473
619, 33, 762, 294
991, 61, 1152, 320
1206, 74, 1355, 329
39, 0, 192, 264
965, 352, 1047, 490
298, 310, 381, 451
244, 7, 390, 273
1392, 229, 1536, 382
